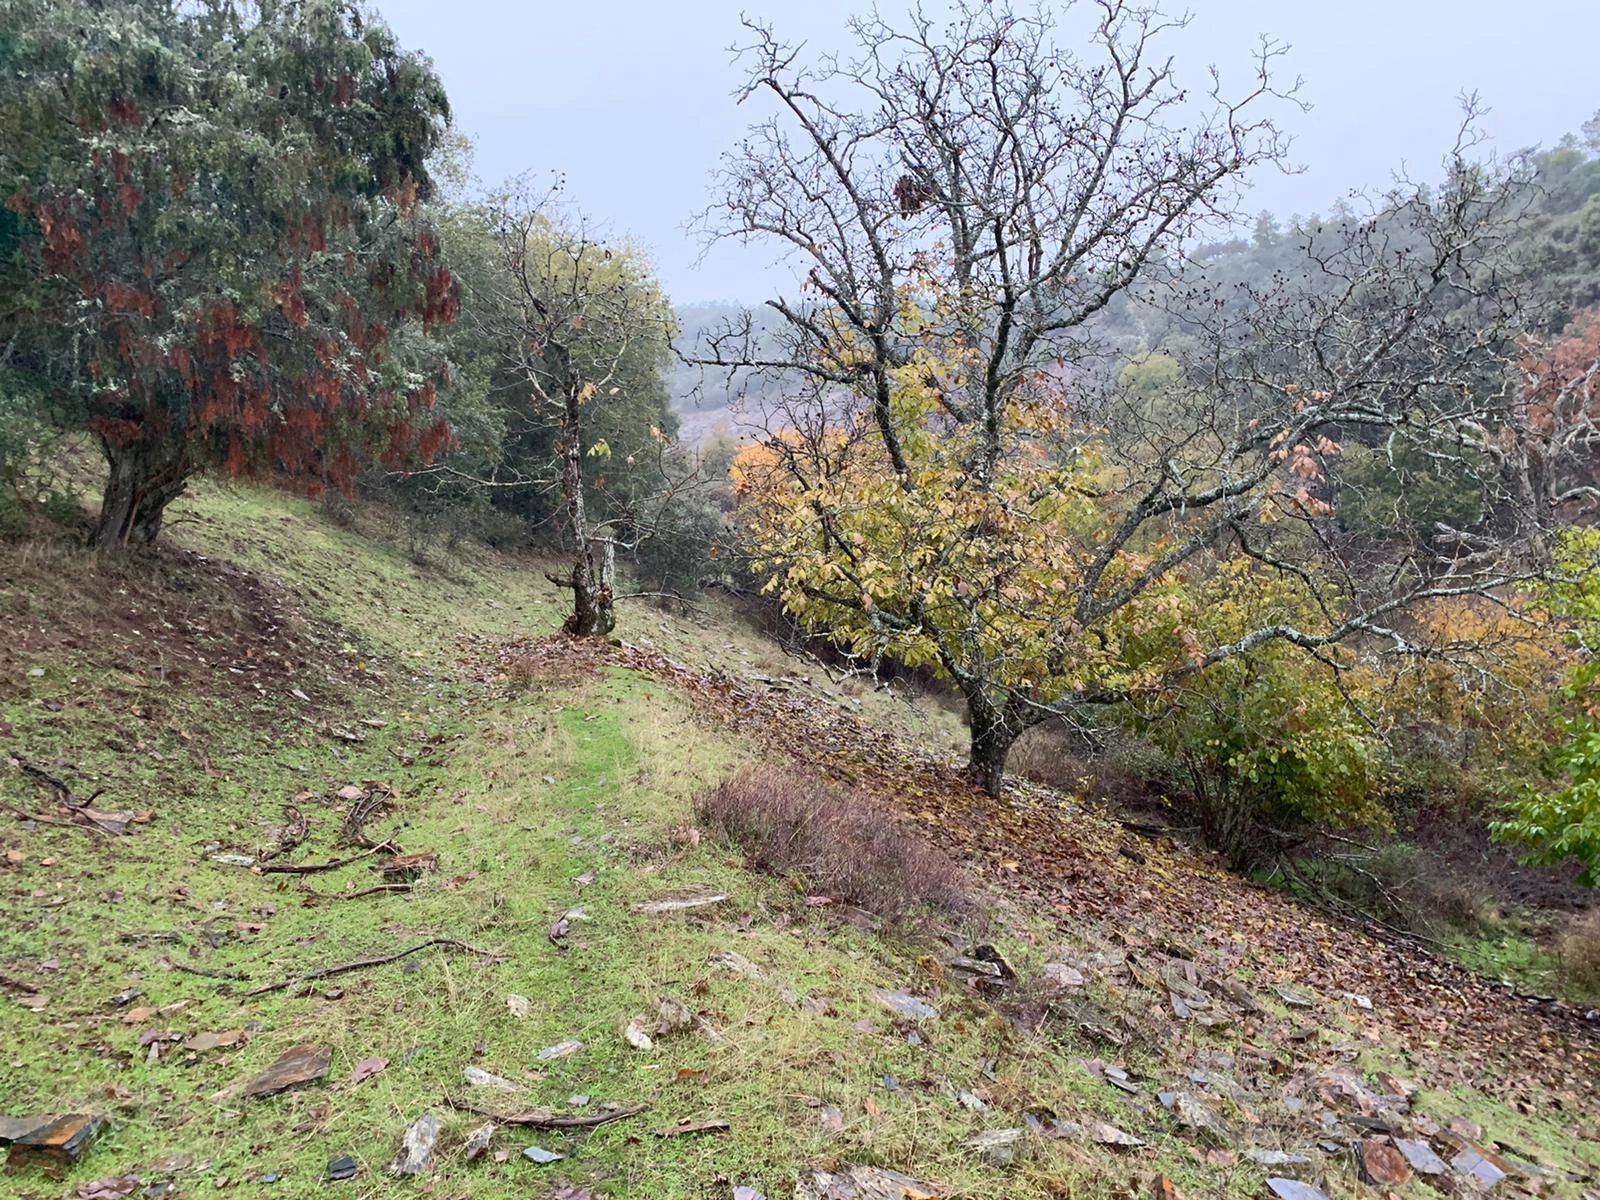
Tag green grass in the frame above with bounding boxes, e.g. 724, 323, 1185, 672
0, 482, 1168, 1200
5, 478, 1596, 1200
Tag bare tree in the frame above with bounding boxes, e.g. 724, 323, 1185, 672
698, 1, 1564, 793
478, 185, 679, 636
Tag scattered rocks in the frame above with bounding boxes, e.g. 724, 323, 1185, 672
386, 1113, 440, 1176
623, 1018, 654, 1051
325, 1155, 359, 1182
522, 1145, 565, 1164
505, 994, 531, 1019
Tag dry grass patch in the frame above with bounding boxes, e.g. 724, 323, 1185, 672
694, 765, 974, 925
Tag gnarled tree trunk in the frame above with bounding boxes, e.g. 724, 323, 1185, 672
92, 436, 191, 551
551, 383, 615, 638
966, 692, 1026, 796
561, 536, 616, 637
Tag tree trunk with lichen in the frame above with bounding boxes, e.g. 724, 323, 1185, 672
91, 434, 191, 550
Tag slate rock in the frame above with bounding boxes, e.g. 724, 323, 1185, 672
535, 1039, 583, 1060
871, 989, 939, 1020
965, 1127, 1025, 1167
522, 1145, 565, 1164
3, 1115, 105, 1178
1265, 1181, 1328, 1200
0, 1115, 56, 1146
326, 1155, 359, 1182
1451, 1143, 1510, 1191
386, 1113, 441, 1176
1358, 1138, 1410, 1186
461, 1122, 496, 1162
463, 1065, 524, 1092
1392, 1137, 1448, 1176
238, 1045, 330, 1099
1040, 962, 1086, 990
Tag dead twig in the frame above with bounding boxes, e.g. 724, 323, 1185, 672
5, 755, 115, 837
257, 842, 398, 875
162, 958, 251, 982
245, 937, 502, 996
1, 799, 97, 834
299, 883, 413, 904
443, 1097, 647, 1129
338, 790, 393, 848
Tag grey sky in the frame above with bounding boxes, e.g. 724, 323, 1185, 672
376, 0, 1600, 304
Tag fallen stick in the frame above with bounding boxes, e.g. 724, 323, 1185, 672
163, 958, 251, 983
444, 1097, 647, 1129
300, 883, 413, 904
0, 800, 104, 835
245, 937, 500, 996
257, 842, 397, 875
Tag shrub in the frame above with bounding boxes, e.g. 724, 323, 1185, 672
1556, 908, 1600, 999
694, 766, 971, 924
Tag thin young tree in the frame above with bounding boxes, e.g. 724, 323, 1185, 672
478, 187, 681, 635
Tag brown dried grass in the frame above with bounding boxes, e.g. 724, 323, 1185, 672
694, 765, 973, 925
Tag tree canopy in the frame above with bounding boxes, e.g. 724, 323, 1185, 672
0, 0, 457, 547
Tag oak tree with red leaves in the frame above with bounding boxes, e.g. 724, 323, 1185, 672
0, 0, 459, 548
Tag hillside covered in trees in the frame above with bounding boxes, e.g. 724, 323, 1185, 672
4, 2, 1600, 1199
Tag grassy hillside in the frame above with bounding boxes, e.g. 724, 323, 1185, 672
2, 480, 1598, 1200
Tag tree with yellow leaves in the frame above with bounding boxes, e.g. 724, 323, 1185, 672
702, 3, 1568, 794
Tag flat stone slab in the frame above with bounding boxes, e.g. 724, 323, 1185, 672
872, 989, 939, 1020
386, 1113, 440, 1176
632, 893, 729, 914
0, 1116, 57, 1146
4, 1114, 105, 1178
239, 1044, 331, 1099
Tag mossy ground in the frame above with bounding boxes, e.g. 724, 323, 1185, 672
3, 479, 1597, 1200
0, 482, 1148, 1199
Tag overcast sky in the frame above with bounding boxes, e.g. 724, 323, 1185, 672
376, 0, 1599, 304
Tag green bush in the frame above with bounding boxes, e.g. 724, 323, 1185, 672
1135, 646, 1384, 867
1495, 529, 1600, 884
